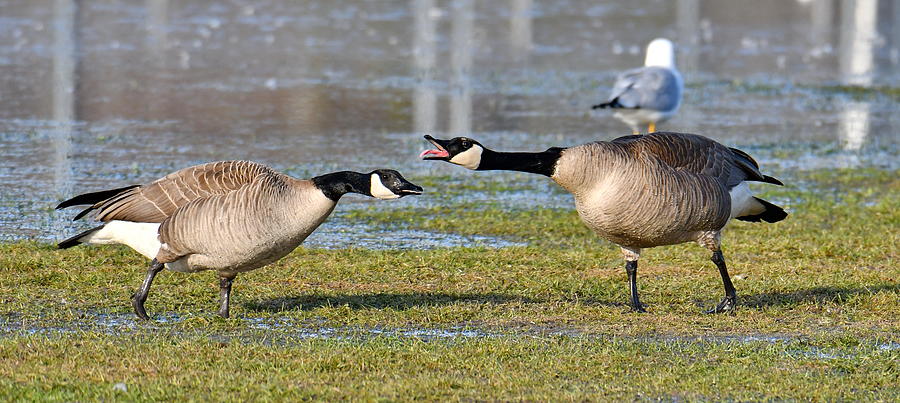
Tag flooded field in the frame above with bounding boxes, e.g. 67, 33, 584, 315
1, 0, 898, 245
1, 3, 898, 399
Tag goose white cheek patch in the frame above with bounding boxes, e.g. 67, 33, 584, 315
449, 145, 483, 170
370, 174, 400, 200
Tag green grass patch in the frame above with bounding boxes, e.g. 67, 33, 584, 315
0, 334, 896, 401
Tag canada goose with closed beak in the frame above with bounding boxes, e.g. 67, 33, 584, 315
420, 132, 786, 313
56, 160, 423, 320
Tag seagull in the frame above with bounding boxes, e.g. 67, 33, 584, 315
593, 38, 683, 134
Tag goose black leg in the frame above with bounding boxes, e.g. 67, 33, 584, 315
625, 260, 646, 313
706, 250, 737, 314
132, 259, 164, 320
218, 274, 236, 318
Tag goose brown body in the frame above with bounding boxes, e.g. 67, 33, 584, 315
421, 131, 786, 313
552, 133, 746, 248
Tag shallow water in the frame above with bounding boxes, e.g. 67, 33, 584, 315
1, 0, 898, 244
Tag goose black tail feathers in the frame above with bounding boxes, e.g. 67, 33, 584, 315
736, 197, 787, 223
56, 185, 139, 221
57, 224, 105, 249
56, 185, 139, 210
762, 175, 783, 186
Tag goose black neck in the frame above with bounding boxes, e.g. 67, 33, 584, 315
476, 147, 564, 177
312, 171, 370, 201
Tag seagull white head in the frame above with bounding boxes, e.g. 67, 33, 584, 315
644, 38, 676, 68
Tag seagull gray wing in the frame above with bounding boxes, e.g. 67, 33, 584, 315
601, 66, 681, 111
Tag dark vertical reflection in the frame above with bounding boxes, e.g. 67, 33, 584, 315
676, 0, 699, 74
449, 0, 473, 136
509, 0, 532, 61
145, 0, 169, 120
52, 0, 77, 203
146, 0, 169, 58
413, 0, 437, 134
675, 0, 699, 130
809, 0, 835, 46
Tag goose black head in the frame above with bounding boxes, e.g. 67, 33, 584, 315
368, 169, 424, 200
419, 135, 484, 170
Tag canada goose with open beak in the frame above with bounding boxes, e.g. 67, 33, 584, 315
56, 160, 423, 320
421, 132, 785, 313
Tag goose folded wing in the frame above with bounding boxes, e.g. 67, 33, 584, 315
632, 133, 783, 189
154, 173, 292, 262
629, 133, 744, 186
84, 160, 277, 223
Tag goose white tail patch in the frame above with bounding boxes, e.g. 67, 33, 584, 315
729, 182, 764, 218
370, 174, 400, 200
449, 144, 483, 170
83, 221, 161, 259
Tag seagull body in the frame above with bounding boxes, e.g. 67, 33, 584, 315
593, 38, 683, 134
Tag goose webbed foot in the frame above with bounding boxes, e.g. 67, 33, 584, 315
631, 299, 648, 313
132, 298, 151, 321
705, 295, 736, 314
132, 259, 164, 321
706, 250, 737, 314
217, 274, 235, 318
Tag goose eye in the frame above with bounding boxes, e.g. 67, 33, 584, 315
461, 140, 470, 148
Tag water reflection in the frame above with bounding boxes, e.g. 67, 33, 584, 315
838, 0, 877, 150
508, 0, 533, 60
0, 1, 898, 242
449, 0, 473, 136
839, 0, 877, 86
51, 0, 76, 238
413, 0, 437, 134
840, 102, 870, 151
146, 0, 169, 59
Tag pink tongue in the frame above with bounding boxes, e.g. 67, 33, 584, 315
419, 149, 449, 159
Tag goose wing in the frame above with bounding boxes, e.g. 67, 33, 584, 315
154, 173, 286, 262
629, 132, 781, 188
58, 160, 278, 223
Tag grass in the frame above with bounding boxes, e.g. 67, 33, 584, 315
1, 334, 896, 401
0, 168, 898, 400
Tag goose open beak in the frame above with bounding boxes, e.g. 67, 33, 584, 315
419, 135, 451, 160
